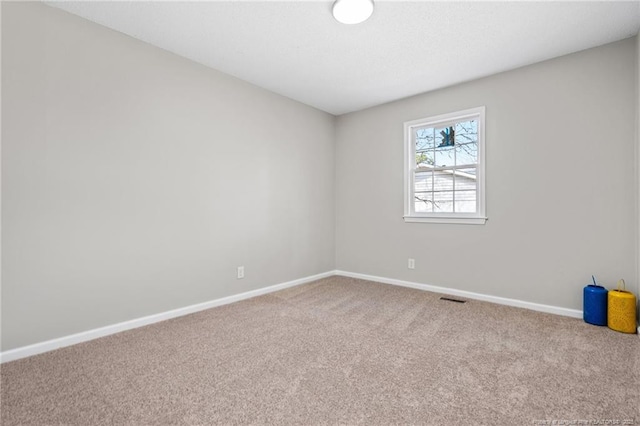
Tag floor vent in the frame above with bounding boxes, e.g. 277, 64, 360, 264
439, 297, 467, 304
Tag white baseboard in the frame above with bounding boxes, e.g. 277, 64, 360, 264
0, 270, 335, 364
335, 270, 583, 319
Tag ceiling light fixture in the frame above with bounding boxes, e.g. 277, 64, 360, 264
332, 0, 374, 25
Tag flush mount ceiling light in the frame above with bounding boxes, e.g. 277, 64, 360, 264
332, 0, 374, 25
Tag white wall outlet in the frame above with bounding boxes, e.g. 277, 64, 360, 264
408, 258, 415, 269
237, 266, 245, 279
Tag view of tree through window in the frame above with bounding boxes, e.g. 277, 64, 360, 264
414, 119, 478, 213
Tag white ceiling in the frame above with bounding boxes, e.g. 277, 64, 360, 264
47, 1, 640, 116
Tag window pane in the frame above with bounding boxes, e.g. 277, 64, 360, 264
433, 170, 453, 192
435, 126, 455, 168
455, 197, 476, 213
414, 171, 432, 193
454, 167, 476, 212
454, 168, 477, 191
433, 190, 454, 213
414, 193, 433, 213
455, 120, 478, 166
416, 128, 435, 150
455, 120, 478, 143
436, 126, 455, 148
414, 170, 433, 213
435, 145, 455, 168
455, 141, 477, 166
416, 151, 434, 168
415, 128, 435, 167
454, 189, 476, 213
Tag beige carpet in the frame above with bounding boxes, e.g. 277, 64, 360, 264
1, 276, 639, 425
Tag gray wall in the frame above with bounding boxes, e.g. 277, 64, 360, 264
336, 38, 637, 312
1, 3, 336, 351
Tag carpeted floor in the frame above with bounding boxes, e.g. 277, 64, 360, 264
1, 276, 639, 425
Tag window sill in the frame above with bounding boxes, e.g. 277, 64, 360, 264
403, 216, 487, 225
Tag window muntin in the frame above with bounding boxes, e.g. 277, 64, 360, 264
404, 107, 486, 224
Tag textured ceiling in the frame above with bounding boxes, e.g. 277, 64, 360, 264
47, 1, 640, 115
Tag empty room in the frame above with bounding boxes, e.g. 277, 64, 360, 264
1, 0, 639, 424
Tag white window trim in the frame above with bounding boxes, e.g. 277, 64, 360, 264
403, 106, 487, 225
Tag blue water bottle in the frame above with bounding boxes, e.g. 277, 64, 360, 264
583, 275, 608, 326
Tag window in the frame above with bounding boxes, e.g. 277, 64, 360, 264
404, 106, 486, 224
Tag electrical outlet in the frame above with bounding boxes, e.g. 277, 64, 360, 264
408, 258, 415, 269
237, 266, 245, 279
